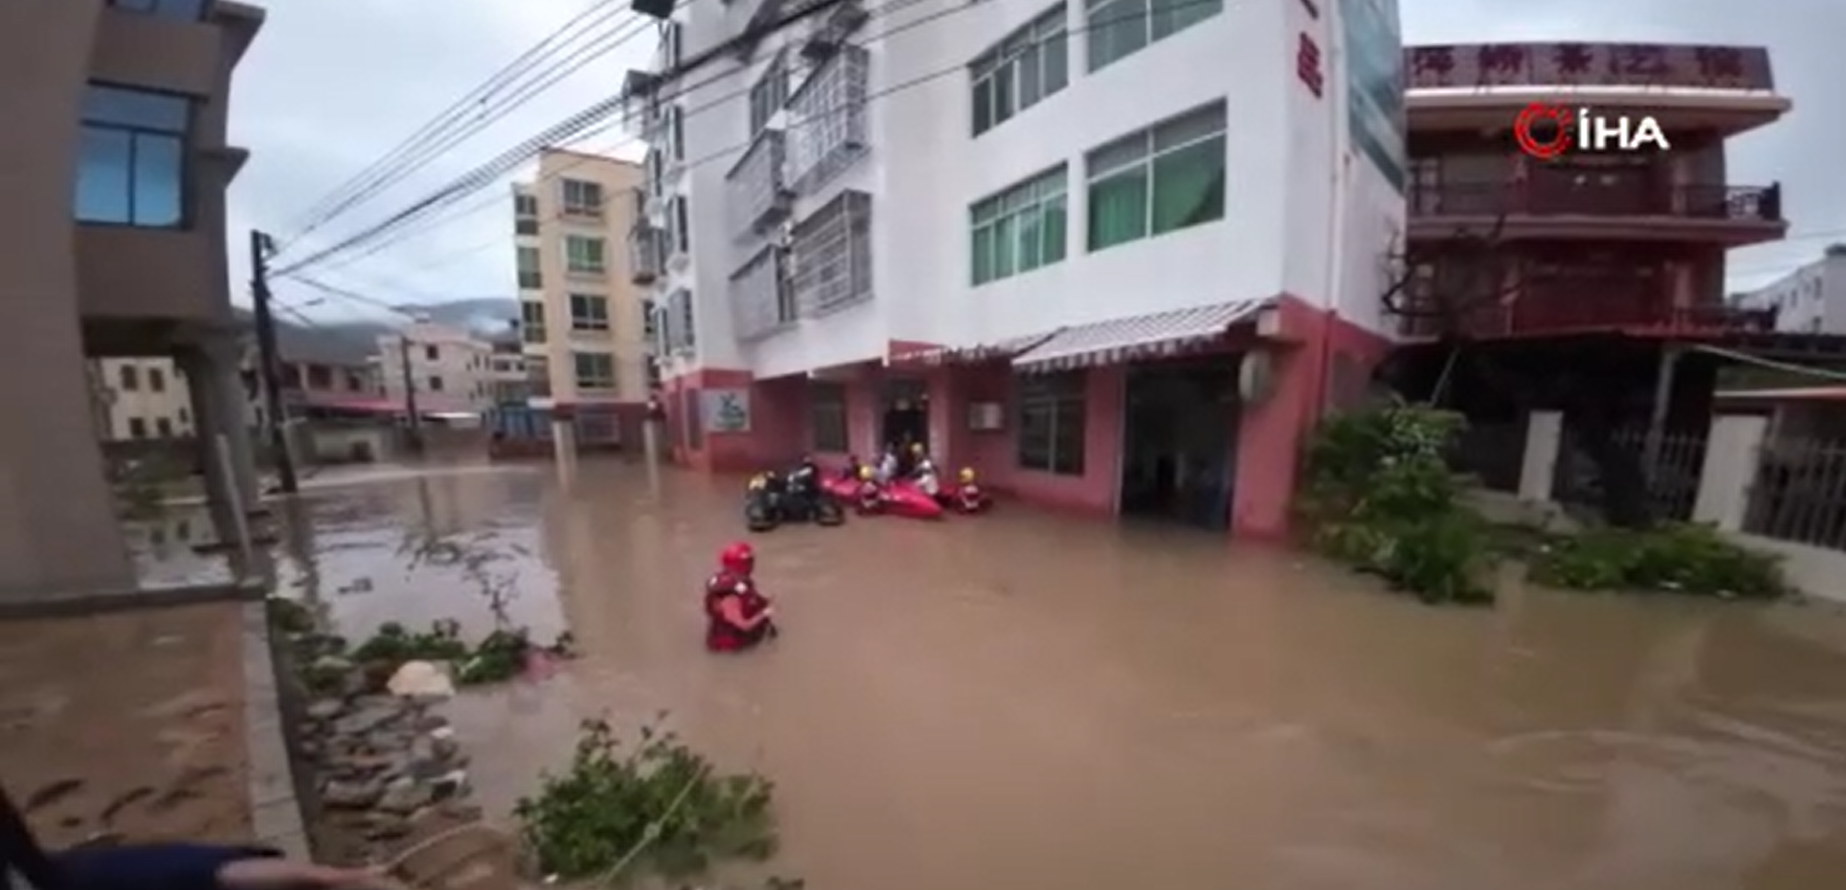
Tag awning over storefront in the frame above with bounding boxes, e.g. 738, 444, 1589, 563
1011, 299, 1272, 373
890, 331, 1062, 366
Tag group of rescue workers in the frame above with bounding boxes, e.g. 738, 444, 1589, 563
706, 443, 991, 652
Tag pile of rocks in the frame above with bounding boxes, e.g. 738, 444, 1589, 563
295, 654, 479, 863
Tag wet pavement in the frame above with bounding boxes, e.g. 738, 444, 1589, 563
256, 459, 1846, 890
0, 601, 254, 846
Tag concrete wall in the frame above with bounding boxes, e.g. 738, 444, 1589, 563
376, 323, 496, 415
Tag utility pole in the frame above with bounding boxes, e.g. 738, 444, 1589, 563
248, 229, 300, 494
398, 333, 424, 454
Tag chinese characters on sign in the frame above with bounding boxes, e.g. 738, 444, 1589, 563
1297, 33, 1324, 97
1405, 43, 1773, 91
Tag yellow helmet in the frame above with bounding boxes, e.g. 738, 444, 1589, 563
857, 465, 873, 480
747, 474, 766, 490
910, 442, 925, 455
958, 467, 975, 484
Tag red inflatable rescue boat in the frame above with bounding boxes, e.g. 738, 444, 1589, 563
881, 480, 945, 519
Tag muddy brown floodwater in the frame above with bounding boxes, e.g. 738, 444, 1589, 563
273, 460, 1846, 890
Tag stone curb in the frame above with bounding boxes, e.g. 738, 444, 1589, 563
241, 600, 310, 858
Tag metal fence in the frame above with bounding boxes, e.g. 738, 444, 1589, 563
1551, 424, 1705, 522
1448, 417, 1527, 492
1744, 437, 1846, 550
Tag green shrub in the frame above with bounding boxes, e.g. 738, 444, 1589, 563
1299, 404, 1493, 604
514, 718, 785, 884
1530, 522, 1788, 599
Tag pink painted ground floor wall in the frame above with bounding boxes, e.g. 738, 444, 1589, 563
656, 295, 1389, 539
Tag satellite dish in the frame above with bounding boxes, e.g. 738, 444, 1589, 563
1238, 350, 1275, 403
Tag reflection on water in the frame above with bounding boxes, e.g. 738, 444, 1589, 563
272, 460, 1846, 890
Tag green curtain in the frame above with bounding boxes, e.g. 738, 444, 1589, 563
1088, 169, 1148, 250
1042, 195, 1068, 264
1150, 135, 1224, 235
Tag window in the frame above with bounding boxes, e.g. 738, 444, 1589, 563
148, 367, 166, 392
1016, 372, 1085, 475
1086, 101, 1225, 251
177, 407, 189, 423
119, 364, 139, 391
514, 192, 538, 217
76, 85, 190, 227
573, 352, 616, 390
515, 218, 539, 236
1086, 0, 1220, 72
570, 293, 610, 331
517, 245, 542, 289
428, 376, 444, 392
809, 382, 849, 452
521, 301, 546, 343
565, 235, 607, 274
641, 299, 658, 340
424, 345, 439, 361
789, 190, 873, 316
560, 179, 604, 216
662, 21, 684, 70
156, 417, 173, 438
668, 196, 691, 255
670, 105, 686, 161
105, 0, 207, 20
128, 417, 148, 439
749, 53, 789, 135
970, 6, 1069, 136
971, 166, 1068, 285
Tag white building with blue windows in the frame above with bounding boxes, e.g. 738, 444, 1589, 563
630, 0, 1405, 538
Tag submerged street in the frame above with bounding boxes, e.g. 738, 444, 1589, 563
211, 459, 1846, 890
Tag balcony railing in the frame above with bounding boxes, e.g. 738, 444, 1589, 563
1398, 285, 1781, 339
725, 128, 794, 237
787, 44, 868, 193
1410, 181, 1783, 223
790, 190, 872, 318
729, 245, 795, 341
628, 224, 666, 284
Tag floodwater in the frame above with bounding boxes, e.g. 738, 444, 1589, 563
268, 459, 1846, 890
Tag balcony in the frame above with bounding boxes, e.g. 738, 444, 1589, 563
725, 128, 794, 237
628, 223, 666, 285
1409, 181, 1784, 246
1397, 279, 1781, 340
787, 45, 868, 193
730, 245, 796, 341
790, 190, 872, 318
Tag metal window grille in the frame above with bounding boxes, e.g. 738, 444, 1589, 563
666, 288, 697, 353
789, 190, 872, 317
725, 129, 792, 237
786, 45, 868, 193
729, 246, 793, 341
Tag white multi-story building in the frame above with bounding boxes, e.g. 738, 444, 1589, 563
631, 0, 1405, 537
374, 320, 498, 417
1731, 245, 1846, 334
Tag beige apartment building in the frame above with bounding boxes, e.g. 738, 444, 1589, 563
0, 0, 265, 600
91, 357, 196, 440
513, 148, 655, 446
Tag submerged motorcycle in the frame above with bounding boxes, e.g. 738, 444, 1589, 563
744, 463, 845, 532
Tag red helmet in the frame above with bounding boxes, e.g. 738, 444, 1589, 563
719, 541, 755, 576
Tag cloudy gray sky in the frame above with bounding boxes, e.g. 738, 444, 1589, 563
226, 0, 1846, 322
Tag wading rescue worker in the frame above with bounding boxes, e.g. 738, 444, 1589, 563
704, 542, 776, 652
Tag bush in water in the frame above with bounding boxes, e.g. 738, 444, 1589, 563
1529, 522, 1789, 599
1298, 403, 1495, 605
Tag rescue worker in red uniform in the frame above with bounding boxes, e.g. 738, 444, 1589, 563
705, 542, 776, 652
854, 464, 885, 514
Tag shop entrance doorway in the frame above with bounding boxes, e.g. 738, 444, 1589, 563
1118, 359, 1239, 531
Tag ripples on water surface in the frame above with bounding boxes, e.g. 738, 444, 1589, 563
260, 460, 1846, 890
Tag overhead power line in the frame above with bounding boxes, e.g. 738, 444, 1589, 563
272, 0, 876, 280
274, 0, 637, 249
